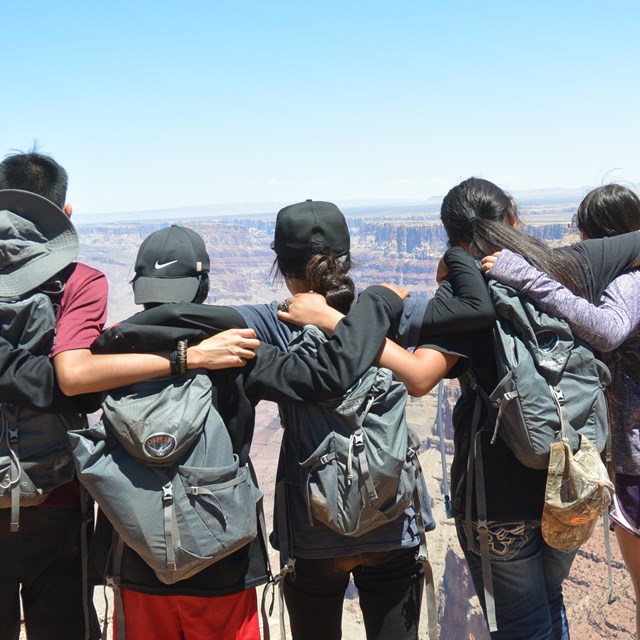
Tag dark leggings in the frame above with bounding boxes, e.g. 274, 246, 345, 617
283, 548, 424, 640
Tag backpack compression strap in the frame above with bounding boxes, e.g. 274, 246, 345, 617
242, 457, 274, 640
465, 389, 498, 633
79, 484, 93, 640
410, 451, 439, 640
105, 531, 127, 640
1, 406, 23, 532
270, 478, 295, 640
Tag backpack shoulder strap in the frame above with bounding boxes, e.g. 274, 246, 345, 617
105, 530, 127, 640
79, 484, 93, 640
464, 386, 498, 633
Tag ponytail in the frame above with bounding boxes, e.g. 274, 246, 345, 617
273, 253, 355, 314
441, 177, 590, 298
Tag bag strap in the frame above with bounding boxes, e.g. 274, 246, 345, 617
1, 405, 23, 532
79, 484, 93, 640
243, 457, 274, 640
409, 450, 438, 640
269, 477, 294, 640
602, 510, 617, 605
465, 389, 498, 633
105, 530, 127, 640
435, 380, 452, 518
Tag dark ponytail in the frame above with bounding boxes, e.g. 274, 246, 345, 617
441, 177, 590, 297
305, 254, 355, 314
273, 253, 355, 315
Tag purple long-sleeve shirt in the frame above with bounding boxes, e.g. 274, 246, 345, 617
490, 249, 640, 476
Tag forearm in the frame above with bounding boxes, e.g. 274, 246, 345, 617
491, 250, 638, 351
54, 349, 174, 395
378, 340, 458, 396
57, 328, 259, 395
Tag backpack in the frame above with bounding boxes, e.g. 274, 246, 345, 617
0, 291, 86, 532
465, 280, 612, 633
273, 325, 438, 640
69, 369, 262, 586
477, 280, 611, 468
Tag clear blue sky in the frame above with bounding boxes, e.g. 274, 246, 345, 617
3, 0, 640, 215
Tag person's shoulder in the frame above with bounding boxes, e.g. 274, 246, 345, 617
63, 262, 108, 289
58, 262, 109, 310
69, 261, 106, 280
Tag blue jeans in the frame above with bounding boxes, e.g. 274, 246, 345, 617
456, 519, 577, 640
283, 548, 424, 640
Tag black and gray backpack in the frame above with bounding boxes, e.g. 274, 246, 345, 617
0, 290, 87, 531
466, 280, 611, 632
70, 369, 265, 639
273, 325, 438, 640
70, 370, 262, 584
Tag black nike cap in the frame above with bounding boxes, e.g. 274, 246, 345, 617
133, 225, 210, 305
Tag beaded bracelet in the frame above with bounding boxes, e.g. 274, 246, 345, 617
177, 339, 188, 375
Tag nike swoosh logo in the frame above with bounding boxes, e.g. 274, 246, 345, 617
155, 260, 178, 269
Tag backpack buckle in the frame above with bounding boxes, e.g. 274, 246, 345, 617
352, 431, 365, 452
161, 483, 173, 505
8, 427, 18, 443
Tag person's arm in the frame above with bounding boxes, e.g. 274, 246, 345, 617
54, 328, 260, 396
242, 285, 406, 403
419, 247, 496, 337
276, 291, 460, 394
53, 269, 257, 396
0, 338, 94, 412
375, 339, 459, 396
484, 249, 640, 351
277, 248, 496, 341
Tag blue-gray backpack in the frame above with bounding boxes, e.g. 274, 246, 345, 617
273, 325, 438, 640
466, 280, 611, 633
0, 291, 87, 531
70, 369, 263, 588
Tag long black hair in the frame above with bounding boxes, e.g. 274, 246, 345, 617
441, 177, 589, 297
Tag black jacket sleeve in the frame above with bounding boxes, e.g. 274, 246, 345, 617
94, 286, 404, 404
0, 337, 99, 413
242, 285, 403, 404
419, 247, 496, 339
92, 303, 247, 354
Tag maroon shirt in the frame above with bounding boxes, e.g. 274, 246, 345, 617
42, 262, 108, 507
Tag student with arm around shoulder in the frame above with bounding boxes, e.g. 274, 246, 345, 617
483, 183, 640, 637
370, 178, 640, 640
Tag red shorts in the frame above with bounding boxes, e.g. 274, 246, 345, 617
114, 587, 260, 640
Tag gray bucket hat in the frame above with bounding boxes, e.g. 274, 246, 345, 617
0, 189, 79, 298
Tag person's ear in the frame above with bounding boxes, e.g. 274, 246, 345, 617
63, 203, 73, 218
507, 212, 520, 230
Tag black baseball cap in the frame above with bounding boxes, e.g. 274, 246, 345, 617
271, 199, 350, 261
133, 225, 210, 305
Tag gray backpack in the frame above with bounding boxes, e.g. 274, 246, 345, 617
466, 280, 611, 633
278, 325, 420, 537
0, 291, 86, 531
273, 325, 438, 640
477, 280, 610, 469
69, 369, 262, 585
